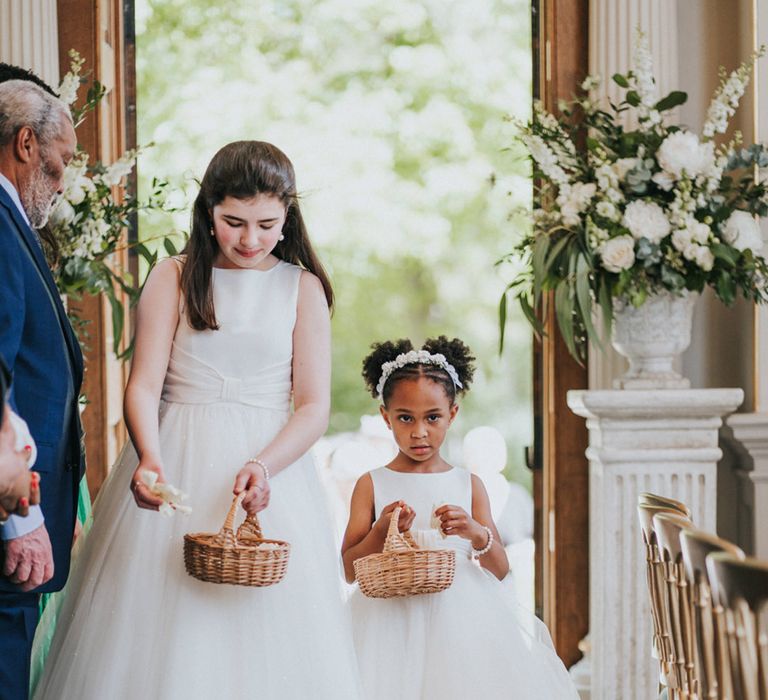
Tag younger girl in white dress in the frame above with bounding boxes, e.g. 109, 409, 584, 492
342, 337, 579, 700
34, 141, 362, 699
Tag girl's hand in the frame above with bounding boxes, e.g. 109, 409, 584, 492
375, 500, 415, 535
130, 460, 166, 511
434, 504, 488, 548
233, 463, 271, 516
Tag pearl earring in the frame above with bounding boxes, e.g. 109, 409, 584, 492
278, 233, 285, 241
209, 227, 215, 237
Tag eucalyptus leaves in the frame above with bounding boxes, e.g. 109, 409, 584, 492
503, 32, 768, 361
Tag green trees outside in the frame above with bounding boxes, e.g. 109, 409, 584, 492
136, 0, 534, 484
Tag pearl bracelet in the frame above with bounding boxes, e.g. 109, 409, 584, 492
472, 526, 494, 559
246, 458, 270, 481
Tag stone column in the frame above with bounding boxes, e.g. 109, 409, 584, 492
567, 388, 743, 700
0, 0, 60, 86
724, 414, 768, 559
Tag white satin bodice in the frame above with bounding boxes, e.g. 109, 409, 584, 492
369, 466, 474, 557
161, 261, 301, 412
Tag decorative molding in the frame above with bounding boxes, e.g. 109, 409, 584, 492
568, 387, 743, 700
0, 0, 59, 85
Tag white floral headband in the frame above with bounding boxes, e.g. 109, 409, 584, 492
376, 349, 463, 399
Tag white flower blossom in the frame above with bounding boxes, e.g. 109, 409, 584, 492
613, 158, 638, 181
600, 235, 635, 273
596, 201, 620, 222
702, 48, 765, 138
672, 228, 692, 253
721, 210, 764, 252
693, 245, 714, 271
523, 135, 570, 186
622, 200, 671, 243
652, 171, 675, 191
102, 157, 136, 186
657, 132, 715, 180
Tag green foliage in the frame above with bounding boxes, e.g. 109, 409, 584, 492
136, 0, 535, 484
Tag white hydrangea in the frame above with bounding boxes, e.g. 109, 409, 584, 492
599, 235, 635, 273
721, 210, 764, 252
657, 132, 715, 180
622, 200, 671, 243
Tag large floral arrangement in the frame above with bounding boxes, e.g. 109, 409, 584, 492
48, 51, 180, 358
505, 32, 768, 360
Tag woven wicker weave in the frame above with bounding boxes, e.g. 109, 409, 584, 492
184, 493, 290, 586
354, 506, 455, 598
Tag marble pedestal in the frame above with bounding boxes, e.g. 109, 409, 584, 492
567, 388, 743, 700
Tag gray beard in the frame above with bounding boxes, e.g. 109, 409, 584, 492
20, 166, 58, 229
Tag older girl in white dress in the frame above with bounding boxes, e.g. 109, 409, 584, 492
34, 141, 362, 699
342, 337, 579, 700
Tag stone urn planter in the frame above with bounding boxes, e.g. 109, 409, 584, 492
611, 291, 697, 389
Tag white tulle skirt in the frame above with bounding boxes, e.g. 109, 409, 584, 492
350, 555, 580, 700
33, 401, 362, 700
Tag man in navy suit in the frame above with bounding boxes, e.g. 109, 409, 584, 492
0, 78, 83, 699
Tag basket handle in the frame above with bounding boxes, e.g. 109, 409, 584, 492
383, 506, 416, 552
212, 493, 263, 546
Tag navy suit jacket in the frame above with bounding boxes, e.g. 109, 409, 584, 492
0, 185, 85, 594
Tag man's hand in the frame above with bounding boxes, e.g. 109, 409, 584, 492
3, 523, 54, 591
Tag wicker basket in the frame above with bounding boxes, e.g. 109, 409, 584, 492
353, 506, 456, 598
183, 493, 290, 586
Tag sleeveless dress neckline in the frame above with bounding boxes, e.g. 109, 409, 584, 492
33, 260, 363, 700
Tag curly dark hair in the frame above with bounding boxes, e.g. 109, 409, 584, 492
362, 335, 475, 405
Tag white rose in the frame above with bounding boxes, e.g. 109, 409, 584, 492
600, 235, 636, 273
694, 245, 714, 271
622, 200, 671, 243
721, 210, 764, 252
657, 131, 715, 180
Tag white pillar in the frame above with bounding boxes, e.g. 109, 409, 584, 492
0, 0, 60, 86
567, 388, 743, 700
724, 414, 768, 559
587, 0, 679, 391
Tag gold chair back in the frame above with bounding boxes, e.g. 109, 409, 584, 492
638, 498, 692, 697
680, 529, 745, 700
654, 512, 697, 698
706, 554, 768, 700
640, 492, 692, 518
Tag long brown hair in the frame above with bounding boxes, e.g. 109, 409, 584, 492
180, 140, 334, 330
